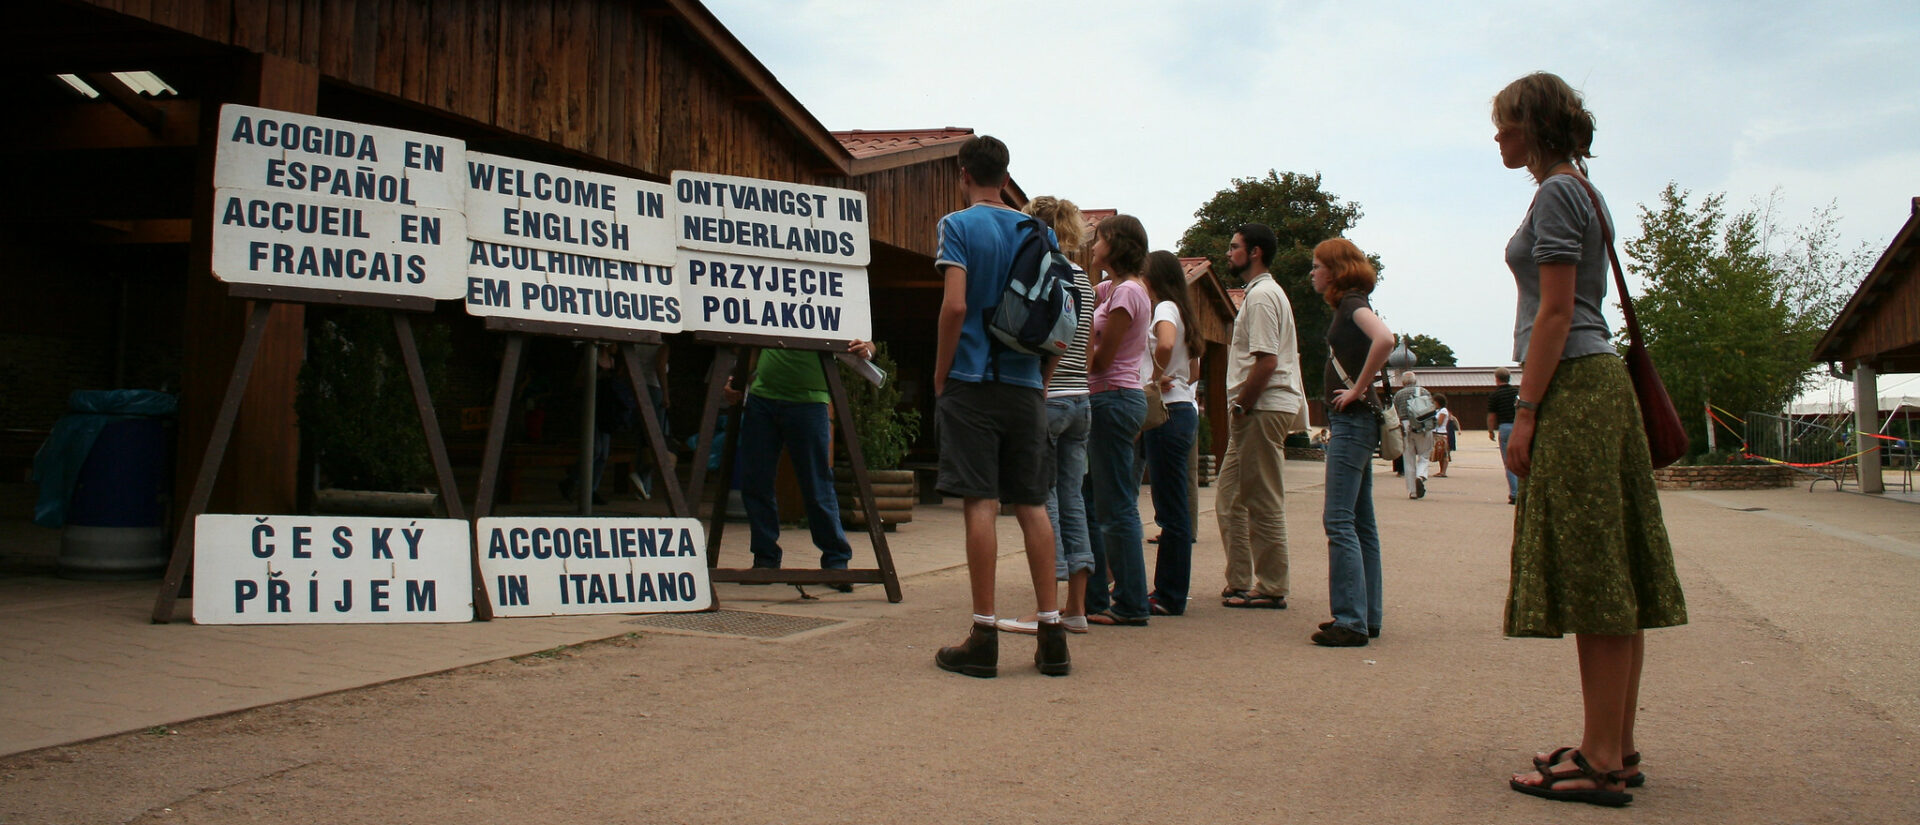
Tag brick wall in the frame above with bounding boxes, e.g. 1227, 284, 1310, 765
1652, 465, 1797, 490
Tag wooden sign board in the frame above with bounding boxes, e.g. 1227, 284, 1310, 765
191, 515, 473, 624
210, 104, 468, 300
476, 517, 711, 616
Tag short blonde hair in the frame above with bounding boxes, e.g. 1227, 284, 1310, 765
1023, 196, 1084, 256
1492, 72, 1597, 175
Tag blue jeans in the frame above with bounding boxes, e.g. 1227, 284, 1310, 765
1087, 389, 1148, 620
740, 395, 852, 569
1046, 395, 1094, 580
1498, 422, 1518, 498
1324, 407, 1382, 634
1144, 402, 1197, 613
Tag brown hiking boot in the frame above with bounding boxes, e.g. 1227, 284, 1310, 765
935, 623, 998, 678
1035, 620, 1071, 676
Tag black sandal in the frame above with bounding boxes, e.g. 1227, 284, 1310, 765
1510, 750, 1633, 807
1534, 747, 1645, 788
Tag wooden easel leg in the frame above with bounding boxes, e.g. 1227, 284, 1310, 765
821, 352, 903, 603
151, 301, 273, 623
390, 313, 488, 621
690, 348, 742, 562
619, 344, 689, 517
472, 335, 524, 521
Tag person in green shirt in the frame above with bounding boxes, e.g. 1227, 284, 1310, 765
723, 340, 876, 590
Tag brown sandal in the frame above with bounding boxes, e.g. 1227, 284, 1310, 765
1534, 747, 1645, 788
1510, 750, 1633, 807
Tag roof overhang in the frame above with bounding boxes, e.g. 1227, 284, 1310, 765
1813, 196, 1920, 370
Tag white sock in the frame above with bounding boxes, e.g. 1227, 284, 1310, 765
1037, 610, 1062, 624
972, 614, 996, 627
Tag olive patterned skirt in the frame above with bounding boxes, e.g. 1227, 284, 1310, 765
1506, 353, 1688, 637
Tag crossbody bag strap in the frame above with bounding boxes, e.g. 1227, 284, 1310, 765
1559, 173, 1645, 350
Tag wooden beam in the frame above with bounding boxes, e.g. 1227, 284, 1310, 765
78, 71, 168, 134
0, 100, 201, 150
89, 219, 192, 244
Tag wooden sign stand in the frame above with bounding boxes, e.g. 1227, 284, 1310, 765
462, 318, 692, 619
151, 283, 472, 623
688, 332, 903, 603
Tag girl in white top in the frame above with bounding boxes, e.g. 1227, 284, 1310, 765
1140, 251, 1206, 615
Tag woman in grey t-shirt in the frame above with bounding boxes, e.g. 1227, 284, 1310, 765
1494, 72, 1687, 809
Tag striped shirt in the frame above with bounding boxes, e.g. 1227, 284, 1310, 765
1047, 264, 1096, 397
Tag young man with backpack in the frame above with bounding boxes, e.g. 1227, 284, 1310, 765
929, 135, 1070, 678
1393, 371, 1439, 499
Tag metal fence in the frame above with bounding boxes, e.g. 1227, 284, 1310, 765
1742, 411, 1854, 484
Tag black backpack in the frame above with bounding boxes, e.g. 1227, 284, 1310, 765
987, 217, 1078, 358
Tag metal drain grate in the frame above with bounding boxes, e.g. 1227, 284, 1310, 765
625, 609, 842, 639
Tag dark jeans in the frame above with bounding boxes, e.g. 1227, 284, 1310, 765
1087, 389, 1148, 620
740, 395, 852, 569
1144, 402, 1197, 613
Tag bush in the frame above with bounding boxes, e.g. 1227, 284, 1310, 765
296, 308, 450, 490
837, 343, 920, 470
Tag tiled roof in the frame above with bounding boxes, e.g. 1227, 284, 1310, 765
832, 128, 974, 159
1079, 208, 1116, 237
1180, 256, 1211, 283
1227, 287, 1246, 310
1393, 366, 1522, 391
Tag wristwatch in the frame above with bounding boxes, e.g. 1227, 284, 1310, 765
1231, 401, 1247, 416
1515, 398, 1541, 412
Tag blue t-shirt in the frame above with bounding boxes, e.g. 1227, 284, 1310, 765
933, 204, 1044, 389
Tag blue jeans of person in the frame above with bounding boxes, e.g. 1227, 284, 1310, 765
1324, 407, 1383, 634
740, 394, 852, 570
1046, 395, 1094, 581
1498, 422, 1518, 498
1144, 401, 1197, 614
1087, 388, 1149, 620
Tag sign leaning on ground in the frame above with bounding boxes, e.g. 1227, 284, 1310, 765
463, 152, 681, 331
191, 515, 473, 624
210, 104, 468, 300
476, 517, 710, 617
672, 171, 873, 342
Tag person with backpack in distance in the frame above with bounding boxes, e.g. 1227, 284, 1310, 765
1393, 371, 1438, 499
931, 135, 1072, 677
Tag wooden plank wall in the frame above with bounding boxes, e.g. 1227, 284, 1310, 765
843, 159, 965, 259
78, 0, 832, 189
1842, 255, 1920, 365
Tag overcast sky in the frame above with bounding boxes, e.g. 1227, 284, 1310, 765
707, 0, 1918, 396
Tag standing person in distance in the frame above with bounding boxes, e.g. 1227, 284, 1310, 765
1308, 238, 1393, 647
1392, 371, 1436, 499
1431, 394, 1453, 478
997, 196, 1096, 636
1082, 215, 1154, 627
1216, 223, 1307, 610
1487, 367, 1520, 504
929, 135, 1070, 677
1141, 251, 1203, 617
1493, 71, 1687, 807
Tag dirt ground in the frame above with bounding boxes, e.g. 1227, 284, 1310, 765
3, 444, 1918, 824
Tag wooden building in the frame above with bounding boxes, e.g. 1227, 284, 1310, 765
1812, 196, 1920, 494
3, 0, 999, 525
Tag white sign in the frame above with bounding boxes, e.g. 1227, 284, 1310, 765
678, 249, 872, 341
212, 187, 467, 299
465, 151, 676, 265
477, 517, 711, 617
211, 104, 469, 299
463, 242, 683, 331
214, 104, 466, 211
673, 171, 870, 266
191, 515, 473, 625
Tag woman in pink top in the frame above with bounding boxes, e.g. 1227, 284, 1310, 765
1083, 214, 1153, 625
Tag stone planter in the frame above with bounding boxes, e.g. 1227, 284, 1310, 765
833, 467, 915, 529
1284, 446, 1326, 462
1652, 464, 1797, 491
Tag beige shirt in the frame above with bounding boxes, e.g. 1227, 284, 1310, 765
1227, 273, 1306, 415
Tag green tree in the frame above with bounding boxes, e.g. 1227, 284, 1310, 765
1176, 170, 1378, 392
1625, 183, 1866, 457
1399, 333, 1458, 367
296, 307, 452, 490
